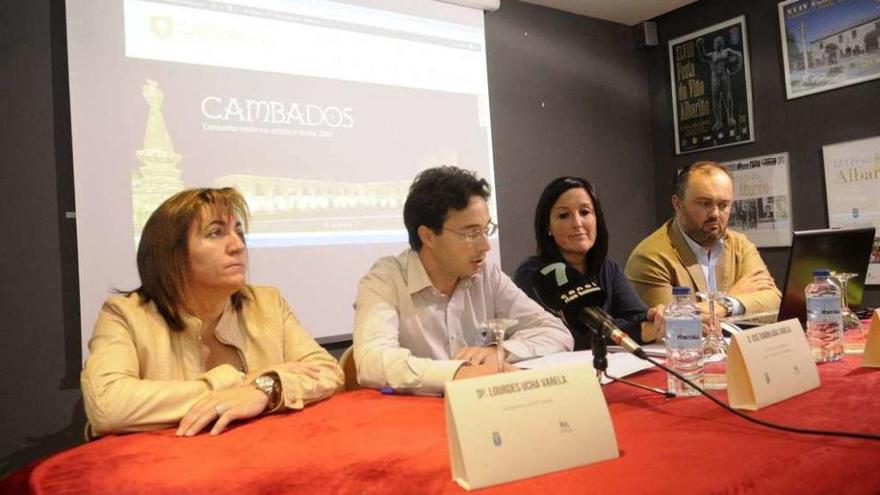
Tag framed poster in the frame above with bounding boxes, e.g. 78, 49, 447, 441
669, 15, 755, 155
779, 0, 880, 100
720, 152, 793, 248
822, 135, 880, 285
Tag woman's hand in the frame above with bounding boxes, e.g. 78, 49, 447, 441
177, 385, 269, 437
245, 362, 322, 383
641, 304, 666, 343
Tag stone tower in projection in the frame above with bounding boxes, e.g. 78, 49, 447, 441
132, 79, 184, 235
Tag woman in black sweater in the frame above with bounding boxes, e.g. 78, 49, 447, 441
514, 177, 664, 350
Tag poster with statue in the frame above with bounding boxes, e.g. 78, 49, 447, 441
778, 0, 880, 99
668, 15, 755, 155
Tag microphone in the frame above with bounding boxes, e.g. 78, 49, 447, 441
532, 262, 647, 360
531, 261, 667, 398
531, 262, 604, 320
581, 307, 648, 360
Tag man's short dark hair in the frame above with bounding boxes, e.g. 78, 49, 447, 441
403, 166, 491, 251
673, 161, 734, 199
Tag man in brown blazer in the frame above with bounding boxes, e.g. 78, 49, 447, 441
625, 161, 780, 318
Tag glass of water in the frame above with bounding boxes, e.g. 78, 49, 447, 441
484, 318, 517, 372
830, 271, 865, 354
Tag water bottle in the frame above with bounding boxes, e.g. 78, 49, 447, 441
805, 269, 843, 363
664, 286, 703, 396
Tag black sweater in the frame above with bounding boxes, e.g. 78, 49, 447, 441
513, 257, 650, 351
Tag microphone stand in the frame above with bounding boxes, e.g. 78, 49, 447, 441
591, 332, 608, 376
590, 331, 673, 398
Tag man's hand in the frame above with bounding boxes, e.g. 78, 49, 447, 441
453, 346, 502, 366
177, 386, 269, 437
698, 300, 728, 321
728, 270, 777, 296
453, 361, 518, 380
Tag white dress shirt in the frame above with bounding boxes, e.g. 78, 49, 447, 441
353, 249, 573, 394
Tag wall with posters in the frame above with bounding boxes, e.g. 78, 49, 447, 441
487, 1, 656, 272
645, 0, 880, 307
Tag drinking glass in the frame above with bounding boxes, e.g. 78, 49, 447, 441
697, 291, 728, 390
484, 318, 517, 372
830, 271, 866, 354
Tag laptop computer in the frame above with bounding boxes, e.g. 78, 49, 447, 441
724, 226, 876, 329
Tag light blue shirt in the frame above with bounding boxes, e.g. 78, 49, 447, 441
678, 224, 745, 315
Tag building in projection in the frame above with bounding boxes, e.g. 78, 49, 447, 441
214, 175, 410, 233
131, 79, 184, 235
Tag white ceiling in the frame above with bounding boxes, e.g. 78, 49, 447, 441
518, 0, 699, 26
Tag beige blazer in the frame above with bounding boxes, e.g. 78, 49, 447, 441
624, 220, 781, 313
81, 285, 344, 434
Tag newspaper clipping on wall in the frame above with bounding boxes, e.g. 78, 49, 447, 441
720, 153, 792, 248
823, 135, 880, 285
669, 15, 755, 155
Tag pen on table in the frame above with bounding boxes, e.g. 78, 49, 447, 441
380, 386, 443, 397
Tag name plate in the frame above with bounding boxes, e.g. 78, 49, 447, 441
864, 310, 880, 368
727, 318, 820, 411
444, 364, 618, 490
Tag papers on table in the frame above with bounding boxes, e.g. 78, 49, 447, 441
518, 350, 656, 385
608, 342, 667, 357
606, 339, 731, 358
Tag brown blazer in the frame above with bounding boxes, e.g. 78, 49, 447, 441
624, 219, 781, 313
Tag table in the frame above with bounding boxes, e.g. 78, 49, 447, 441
3, 356, 879, 494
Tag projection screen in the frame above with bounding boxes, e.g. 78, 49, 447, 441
66, 0, 499, 358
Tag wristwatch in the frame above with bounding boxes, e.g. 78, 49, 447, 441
716, 297, 735, 317
253, 374, 281, 411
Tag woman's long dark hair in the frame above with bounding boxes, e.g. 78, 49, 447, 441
533, 177, 608, 276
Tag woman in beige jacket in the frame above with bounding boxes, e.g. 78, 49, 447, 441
81, 188, 343, 436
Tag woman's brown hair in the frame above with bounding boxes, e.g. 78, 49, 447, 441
134, 187, 250, 330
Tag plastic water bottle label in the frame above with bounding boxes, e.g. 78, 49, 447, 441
806, 296, 841, 315
666, 318, 702, 351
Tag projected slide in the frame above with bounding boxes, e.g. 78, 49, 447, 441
124, 0, 495, 245
67, 0, 498, 348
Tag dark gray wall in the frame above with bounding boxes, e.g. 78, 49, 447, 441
646, 0, 880, 307
0, 0, 85, 477
488, 1, 656, 272
0, 0, 656, 475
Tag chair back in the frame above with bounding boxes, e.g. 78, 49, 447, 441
338, 346, 361, 391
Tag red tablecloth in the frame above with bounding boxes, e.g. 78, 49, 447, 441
3, 356, 880, 494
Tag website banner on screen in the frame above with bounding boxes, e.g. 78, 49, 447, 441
66, 0, 499, 356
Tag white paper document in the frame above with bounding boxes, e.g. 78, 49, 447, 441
517, 350, 655, 385
608, 342, 667, 357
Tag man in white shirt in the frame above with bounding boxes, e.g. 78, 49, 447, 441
353, 166, 573, 394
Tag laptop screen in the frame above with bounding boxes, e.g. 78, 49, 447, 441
778, 226, 876, 325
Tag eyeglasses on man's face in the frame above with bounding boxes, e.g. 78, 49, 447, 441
443, 221, 498, 244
